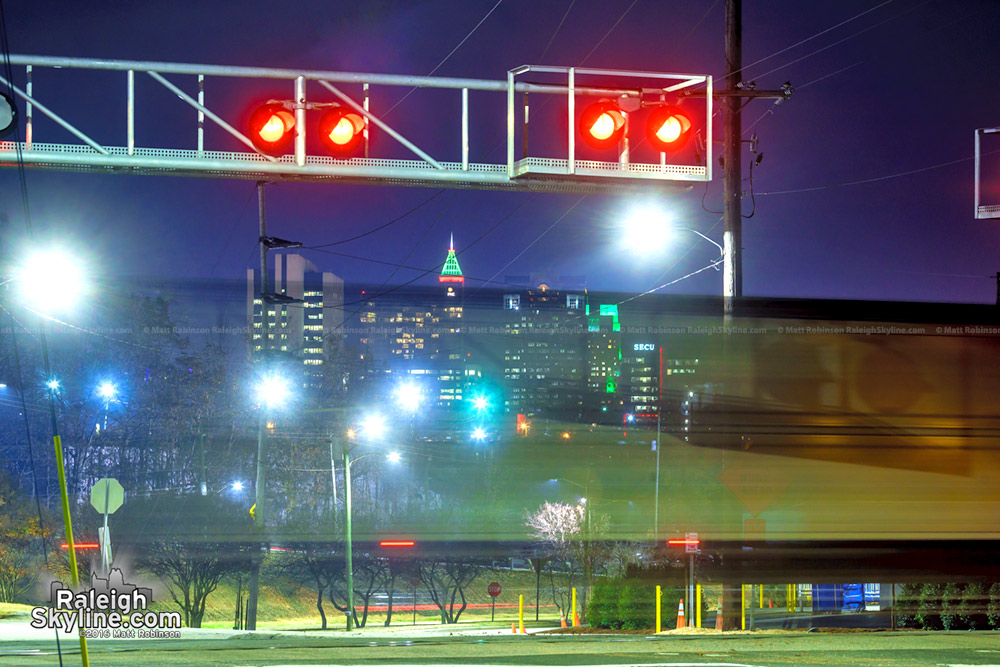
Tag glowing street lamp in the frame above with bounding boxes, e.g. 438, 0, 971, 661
255, 374, 290, 409
386, 451, 401, 463
231, 480, 244, 492
472, 427, 487, 442
472, 395, 489, 411
15, 248, 88, 314
46, 379, 60, 391
395, 382, 422, 413
360, 413, 386, 439
622, 202, 723, 259
97, 382, 116, 400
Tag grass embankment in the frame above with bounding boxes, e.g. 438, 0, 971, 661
146, 568, 592, 629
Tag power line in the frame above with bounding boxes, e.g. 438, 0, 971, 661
757, 149, 1000, 197
306, 190, 446, 250
383, 0, 504, 117
579, 0, 640, 65
733, 0, 893, 81
538, 0, 577, 63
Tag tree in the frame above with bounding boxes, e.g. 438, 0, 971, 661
116, 494, 255, 628
0, 471, 54, 603
418, 556, 488, 624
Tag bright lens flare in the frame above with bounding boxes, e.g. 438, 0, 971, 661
386, 451, 401, 463
590, 113, 617, 141
328, 117, 356, 145
361, 413, 386, 438
396, 383, 422, 412
17, 249, 87, 314
255, 375, 290, 408
472, 427, 487, 441
621, 204, 673, 255
97, 382, 116, 399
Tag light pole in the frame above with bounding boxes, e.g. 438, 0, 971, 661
245, 372, 290, 631
341, 412, 392, 631
11, 248, 91, 666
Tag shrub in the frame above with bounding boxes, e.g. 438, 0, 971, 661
618, 582, 653, 630
988, 583, 1000, 629
916, 583, 944, 630
958, 582, 987, 630
588, 579, 621, 629
940, 583, 962, 630
894, 583, 921, 628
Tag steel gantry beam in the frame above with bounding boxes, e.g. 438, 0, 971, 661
0, 55, 711, 194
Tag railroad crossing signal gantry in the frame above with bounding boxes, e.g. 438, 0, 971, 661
0, 55, 711, 195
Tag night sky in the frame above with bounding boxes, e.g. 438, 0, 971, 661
3, 0, 1000, 304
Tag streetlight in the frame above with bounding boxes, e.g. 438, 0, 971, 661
97, 382, 116, 399
7, 247, 91, 666
621, 202, 724, 259
14, 248, 88, 313
245, 371, 291, 631
231, 480, 244, 492
471, 427, 487, 442
472, 395, 489, 411
340, 412, 398, 631
395, 382, 422, 413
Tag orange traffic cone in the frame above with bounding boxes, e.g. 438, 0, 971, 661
676, 598, 686, 629
768, 598, 774, 609
560, 608, 568, 628
574, 611, 581, 626
715, 597, 723, 631
511, 622, 517, 634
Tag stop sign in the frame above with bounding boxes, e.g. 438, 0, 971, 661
487, 581, 501, 598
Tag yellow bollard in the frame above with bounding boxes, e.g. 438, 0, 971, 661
759, 584, 764, 609
571, 587, 577, 627
741, 585, 746, 630
696, 584, 702, 628
519, 594, 524, 634
655, 585, 662, 633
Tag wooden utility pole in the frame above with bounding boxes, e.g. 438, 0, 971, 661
723, 0, 743, 321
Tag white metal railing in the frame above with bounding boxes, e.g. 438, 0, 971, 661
0, 55, 711, 193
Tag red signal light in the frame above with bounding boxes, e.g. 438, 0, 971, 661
248, 103, 296, 155
579, 100, 627, 150
379, 540, 415, 548
646, 105, 693, 153
318, 107, 365, 156
667, 539, 700, 546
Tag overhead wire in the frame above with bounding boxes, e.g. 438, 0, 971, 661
579, 0, 640, 65
0, 0, 66, 661
382, 0, 504, 117
538, 0, 577, 63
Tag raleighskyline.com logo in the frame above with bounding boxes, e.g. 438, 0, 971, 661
31, 569, 181, 638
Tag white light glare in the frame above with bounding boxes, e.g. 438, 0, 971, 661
395, 383, 422, 412
17, 248, 87, 314
256, 374, 290, 408
361, 413, 386, 438
47, 379, 60, 390
621, 203, 673, 256
97, 382, 116, 399
472, 427, 487, 441
386, 451, 401, 463
231, 481, 244, 492
472, 395, 489, 411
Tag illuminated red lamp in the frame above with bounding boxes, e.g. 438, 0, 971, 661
61, 543, 100, 549
646, 105, 693, 153
379, 540, 416, 548
579, 100, 627, 150
318, 107, 365, 156
248, 103, 296, 155
667, 539, 700, 546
